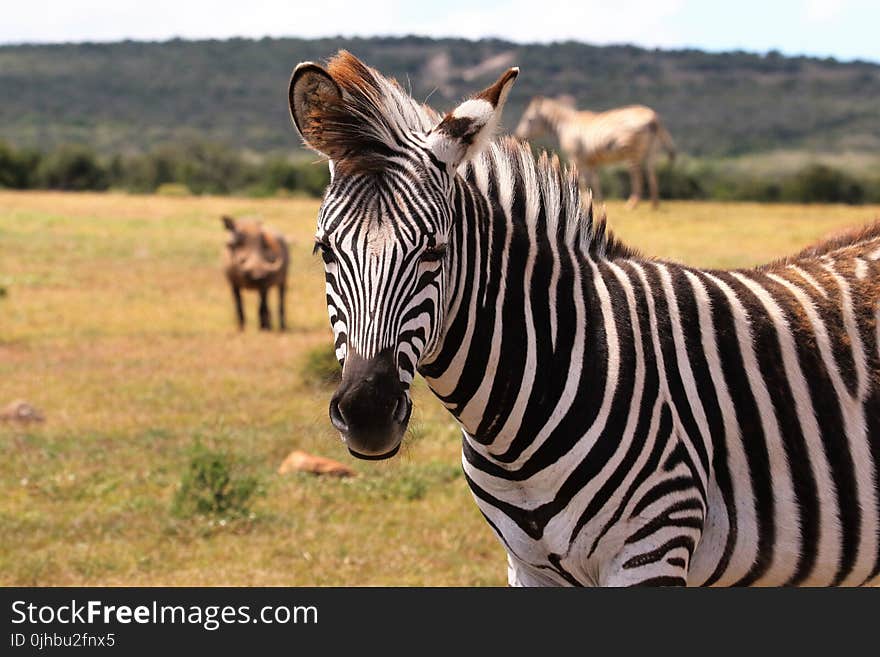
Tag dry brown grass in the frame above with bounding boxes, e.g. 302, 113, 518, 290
2, 191, 878, 585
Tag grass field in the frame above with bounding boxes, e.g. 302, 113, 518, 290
2, 191, 879, 586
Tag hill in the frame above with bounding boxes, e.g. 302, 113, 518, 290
1, 36, 879, 158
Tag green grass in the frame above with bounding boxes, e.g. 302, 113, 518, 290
1, 191, 879, 586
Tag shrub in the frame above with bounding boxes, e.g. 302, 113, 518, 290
290, 160, 331, 197
0, 141, 40, 189
656, 161, 709, 200
301, 344, 342, 387
781, 164, 865, 204
171, 443, 262, 519
36, 144, 108, 191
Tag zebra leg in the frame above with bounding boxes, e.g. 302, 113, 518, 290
278, 282, 287, 331
625, 161, 643, 210
647, 160, 660, 210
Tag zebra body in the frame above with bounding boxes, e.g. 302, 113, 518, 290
289, 52, 880, 586
515, 97, 676, 209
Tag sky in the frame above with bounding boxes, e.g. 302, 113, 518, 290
2, 0, 879, 63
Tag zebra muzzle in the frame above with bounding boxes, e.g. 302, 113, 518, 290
328, 348, 410, 460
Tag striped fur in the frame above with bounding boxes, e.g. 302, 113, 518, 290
291, 52, 880, 586
514, 96, 676, 210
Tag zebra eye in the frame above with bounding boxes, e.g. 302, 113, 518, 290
313, 240, 336, 264
421, 243, 447, 263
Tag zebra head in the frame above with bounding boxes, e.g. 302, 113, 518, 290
288, 51, 518, 460
514, 96, 548, 141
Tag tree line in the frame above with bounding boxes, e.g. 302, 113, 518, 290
2, 36, 878, 158
0, 139, 329, 197
1, 139, 878, 204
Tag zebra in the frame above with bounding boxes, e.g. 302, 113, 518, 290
288, 51, 880, 586
514, 96, 676, 210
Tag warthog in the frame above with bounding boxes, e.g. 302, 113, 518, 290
222, 215, 289, 331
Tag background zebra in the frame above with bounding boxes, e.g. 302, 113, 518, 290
289, 51, 880, 586
514, 96, 676, 210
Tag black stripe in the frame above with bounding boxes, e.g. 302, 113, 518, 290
628, 576, 686, 587
623, 536, 695, 570
764, 270, 859, 584
696, 271, 774, 585
676, 270, 738, 587
642, 265, 710, 489
723, 271, 819, 585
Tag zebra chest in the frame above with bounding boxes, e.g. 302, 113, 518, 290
461, 459, 587, 574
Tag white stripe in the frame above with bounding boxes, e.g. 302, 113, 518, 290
766, 270, 871, 584
682, 271, 758, 586
787, 265, 828, 299
654, 263, 713, 485
816, 261, 877, 585
854, 258, 868, 280
702, 271, 800, 585
731, 271, 841, 585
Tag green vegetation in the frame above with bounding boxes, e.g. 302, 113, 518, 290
1, 192, 879, 585
0, 139, 330, 197
301, 344, 342, 387
1, 36, 878, 158
172, 442, 262, 520
598, 158, 880, 204
2, 36, 878, 201
1, 139, 878, 203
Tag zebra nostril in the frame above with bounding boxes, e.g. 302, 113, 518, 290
329, 398, 349, 433
393, 393, 410, 425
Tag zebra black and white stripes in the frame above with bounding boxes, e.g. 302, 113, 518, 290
289, 51, 880, 585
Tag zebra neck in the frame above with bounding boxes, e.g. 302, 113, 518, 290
541, 102, 576, 140
419, 170, 614, 463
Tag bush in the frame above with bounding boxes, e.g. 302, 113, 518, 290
106, 141, 329, 197
291, 160, 331, 197
301, 343, 342, 387
656, 161, 709, 200
37, 144, 108, 191
2, 138, 877, 204
582, 158, 877, 205
0, 141, 40, 189
172, 443, 262, 519
781, 164, 865, 204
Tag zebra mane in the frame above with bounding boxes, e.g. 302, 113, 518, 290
467, 136, 638, 262
761, 220, 880, 270
312, 51, 440, 174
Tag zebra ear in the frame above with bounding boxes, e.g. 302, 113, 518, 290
288, 62, 344, 157
427, 67, 519, 172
